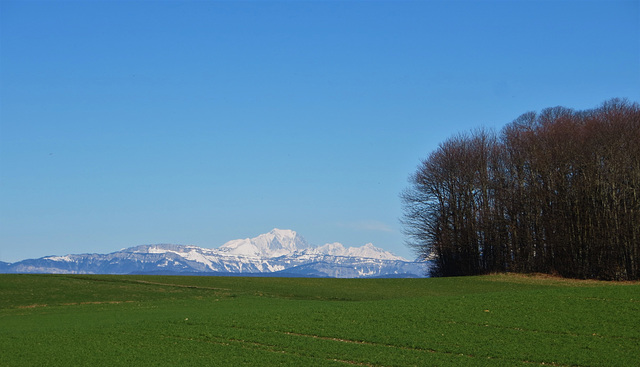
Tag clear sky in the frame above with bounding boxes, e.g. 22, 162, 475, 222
1, 0, 638, 262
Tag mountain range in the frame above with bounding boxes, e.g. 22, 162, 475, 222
0, 229, 428, 278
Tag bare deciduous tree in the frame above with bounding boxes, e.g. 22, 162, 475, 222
402, 99, 640, 280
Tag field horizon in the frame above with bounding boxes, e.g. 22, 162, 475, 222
1, 273, 638, 366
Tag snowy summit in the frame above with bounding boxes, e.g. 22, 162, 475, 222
219, 229, 312, 258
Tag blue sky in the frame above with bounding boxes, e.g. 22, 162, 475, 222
1, 0, 638, 262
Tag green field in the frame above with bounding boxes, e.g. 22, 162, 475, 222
1, 274, 638, 366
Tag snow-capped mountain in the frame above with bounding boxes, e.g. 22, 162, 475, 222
218, 229, 312, 258
1, 229, 428, 278
311, 242, 406, 260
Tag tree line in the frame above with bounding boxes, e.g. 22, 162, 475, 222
402, 99, 640, 280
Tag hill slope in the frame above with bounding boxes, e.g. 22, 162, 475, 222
1, 274, 637, 366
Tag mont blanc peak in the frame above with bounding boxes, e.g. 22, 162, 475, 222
219, 228, 311, 258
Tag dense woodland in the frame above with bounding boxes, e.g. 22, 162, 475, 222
402, 99, 640, 280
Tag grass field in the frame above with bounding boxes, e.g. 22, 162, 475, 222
1, 273, 638, 366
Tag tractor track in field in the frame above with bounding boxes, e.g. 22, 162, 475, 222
278, 330, 583, 367
158, 332, 379, 366
434, 318, 640, 342
59, 274, 232, 291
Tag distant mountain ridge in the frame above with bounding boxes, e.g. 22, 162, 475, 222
1, 229, 428, 278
